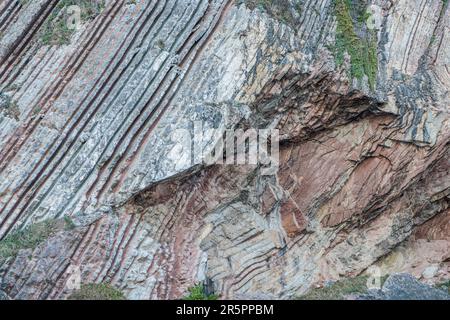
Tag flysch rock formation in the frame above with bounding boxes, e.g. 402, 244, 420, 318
0, 0, 448, 300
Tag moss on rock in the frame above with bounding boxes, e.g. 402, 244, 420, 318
333, 0, 378, 89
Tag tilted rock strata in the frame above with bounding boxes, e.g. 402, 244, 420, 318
0, 0, 448, 299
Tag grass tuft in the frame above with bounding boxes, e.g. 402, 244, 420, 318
0, 217, 78, 261
40, 0, 105, 46
0, 220, 59, 261
68, 283, 126, 300
182, 284, 219, 300
64, 216, 76, 230
297, 275, 388, 300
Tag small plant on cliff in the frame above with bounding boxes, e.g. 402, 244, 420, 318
68, 283, 126, 300
183, 284, 219, 300
0, 219, 59, 261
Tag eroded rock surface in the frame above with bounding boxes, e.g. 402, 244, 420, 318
0, 0, 448, 299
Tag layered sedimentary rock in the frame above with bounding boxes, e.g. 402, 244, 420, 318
0, 0, 448, 299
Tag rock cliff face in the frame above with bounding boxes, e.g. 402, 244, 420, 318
0, 0, 448, 299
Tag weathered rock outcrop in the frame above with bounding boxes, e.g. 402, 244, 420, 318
0, 0, 448, 299
358, 273, 450, 300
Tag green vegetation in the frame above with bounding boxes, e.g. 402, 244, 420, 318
41, 14, 73, 46
156, 39, 166, 50
332, 0, 378, 89
64, 216, 76, 230
0, 217, 77, 261
239, 0, 302, 27
298, 275, 388, 300
0, 220, 59, 261
182, 284, 219, 300
68, 283, 126, 300
298, 276, 369, 300
240, 0, 377, 89
436, 280, 450, 294
430, 35, 436, 44
40, 0, 105, 46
